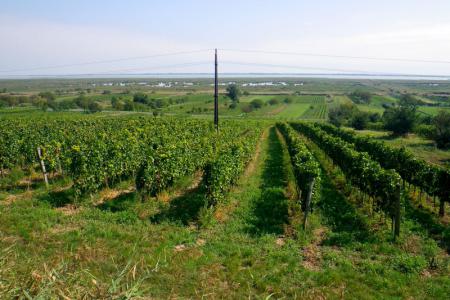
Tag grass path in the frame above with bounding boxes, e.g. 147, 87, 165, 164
209, 126, 291, 236
188, 126, 314, 298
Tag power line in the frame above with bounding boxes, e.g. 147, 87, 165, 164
0, 62, 212, 78
220, 48, 450, 65
3, 47, 450, 77
83, 61, 211, 75
0, 49, 212, 74
2, 53, 449, 78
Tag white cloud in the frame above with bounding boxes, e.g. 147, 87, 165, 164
0, 15, 206, 75
1, 14, 450, 76
247, 23, 450, 75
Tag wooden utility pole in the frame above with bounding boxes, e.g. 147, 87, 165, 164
214, 49, 219, 130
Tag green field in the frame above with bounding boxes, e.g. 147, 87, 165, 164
275, 103, 310, 118
418, 106, 450, 116
357, 104, 385, 114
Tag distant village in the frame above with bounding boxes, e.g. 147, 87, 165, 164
90, 81, 305, 88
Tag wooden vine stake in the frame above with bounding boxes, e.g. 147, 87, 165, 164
37, 147, 49, 188
439, 197, 446, 217
303, 178, 315, 230
393, 187, 401, 240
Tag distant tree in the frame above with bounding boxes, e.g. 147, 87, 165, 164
124, 100, 135, 111
58, 99, 77, 110
350, 111, 370, 130
111, 96, 119, 108
39, 100, 48, 112
369, 112, 381, 123
383, 106, 417, 136
1, 88, 7, 93
399, 94, 421, 108
328, 103, 356, 127
250, 99, 264, 110
243, 90, 250, 96
17, 96, 29, 104
154, 98, 166, 108
102, 90, 112, 95
418, 114, 433, 125
111, 96, 125, 110
111, 97, 126, 111
0, 95, 17, 107
87, 101, 102, 113
30, 95, 47, 110
133, 92, 148, 104
38, 91, 56, 102
74, 94, 90, 111
47, 100, 60, 111
268, 98, 280, 106
432, 110, 450, 149
226, 84, 241, 102
349, 90, 371, 104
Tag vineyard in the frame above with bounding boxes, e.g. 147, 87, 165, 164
313, 123, 450, 216
300, 103, 328, 119
3, 0, 450, 296
296, 95, 326, 103
1, 114, 449, 298
0, 116, 264, 203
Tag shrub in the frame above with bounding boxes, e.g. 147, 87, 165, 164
229, 102, 238, 109
349, 90, 371, 104
390, 254, 427, 274
133, 93, 148, 104
350, 111, 370, 130
87, 101, 102, 113
383, 106, 417, 136
250, 99, 264, 110
241, 105, 253, 113
284, 97, 293, 104
268, 98, 280, 106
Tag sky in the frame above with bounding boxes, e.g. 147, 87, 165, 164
1, 0, 450, 77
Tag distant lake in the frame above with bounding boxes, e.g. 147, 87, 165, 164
2, 73, 449, 81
